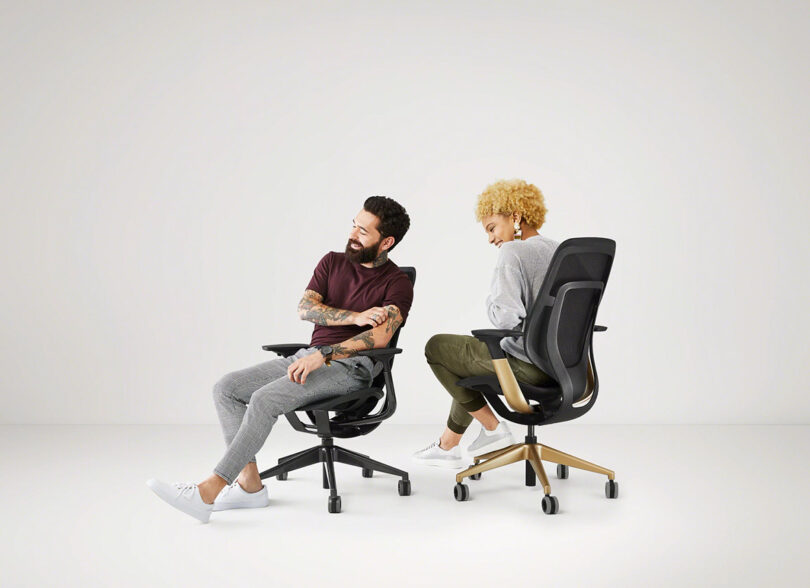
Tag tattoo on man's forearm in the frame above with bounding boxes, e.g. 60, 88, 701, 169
386, 307, 402, 334
298, 290, 354, 326
332, 330, 375, 358
304, 305, 354, 326
329, 306, 403, 360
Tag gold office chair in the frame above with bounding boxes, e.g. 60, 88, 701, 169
453, 238, 618, 514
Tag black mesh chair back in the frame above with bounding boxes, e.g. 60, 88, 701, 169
522, 238, 615, 416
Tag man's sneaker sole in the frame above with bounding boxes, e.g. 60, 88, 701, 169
411, 455, 466, 469
213, 494, 270, 511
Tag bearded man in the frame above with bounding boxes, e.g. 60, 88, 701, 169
147, 196, 413, 523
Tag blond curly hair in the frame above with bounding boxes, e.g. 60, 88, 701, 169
474, 179, 547, 228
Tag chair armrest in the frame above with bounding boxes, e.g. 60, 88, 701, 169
355, 348, 402, 362
261, 344, 310, 357
594, 325, 607, 332
471, 328, 523, 338
470, 328, 533, 414
470, 329, 523, 360
355, 347, 402, 373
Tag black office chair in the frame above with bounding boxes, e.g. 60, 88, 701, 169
453, 239, 617, 514
257, 267, 415, 513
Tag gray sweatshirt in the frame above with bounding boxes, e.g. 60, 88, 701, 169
485, 234, 559, 363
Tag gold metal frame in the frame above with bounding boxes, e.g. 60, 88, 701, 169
492, 358, 533, 413
456, 442, 614, 492
457, 359, 613, 490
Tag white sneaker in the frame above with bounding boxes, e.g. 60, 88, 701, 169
466, 422, 515, 457
146, 479, 213, 523
412, 440, 465, 469
213, 481, 270, 512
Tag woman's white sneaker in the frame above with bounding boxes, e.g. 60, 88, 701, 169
213, 482, 270, 511
146, 479, 213, 523
412, 440, 465, 468
466, 422, 515, 457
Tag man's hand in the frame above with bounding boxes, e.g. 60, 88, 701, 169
353, 307, 389, 328
287, 352, 326, 385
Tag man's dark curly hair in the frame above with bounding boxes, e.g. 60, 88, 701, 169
363, 196, 410, 250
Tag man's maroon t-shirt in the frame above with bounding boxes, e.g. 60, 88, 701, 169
306, 251, 414, 348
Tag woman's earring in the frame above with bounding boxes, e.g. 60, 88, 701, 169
513, 221, 522, 240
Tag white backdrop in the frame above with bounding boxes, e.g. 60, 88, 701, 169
1, 0, 808, 425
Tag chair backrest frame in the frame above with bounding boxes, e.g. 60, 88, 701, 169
522, 238, 615, 420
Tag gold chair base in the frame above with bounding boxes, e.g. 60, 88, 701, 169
455, 442, 614, 495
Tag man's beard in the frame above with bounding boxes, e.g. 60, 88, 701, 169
345, 238, 381, 264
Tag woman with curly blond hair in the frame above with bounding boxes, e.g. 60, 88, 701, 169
413, 179, 559, 468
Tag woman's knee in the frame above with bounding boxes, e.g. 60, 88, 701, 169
425, 333, 455, 362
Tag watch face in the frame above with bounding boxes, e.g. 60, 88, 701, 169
320, 346, 333, 356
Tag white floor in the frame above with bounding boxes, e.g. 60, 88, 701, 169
1, 424, 808, 587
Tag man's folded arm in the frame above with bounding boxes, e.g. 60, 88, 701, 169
297, 289, 356, 326
330, 305, 403, 360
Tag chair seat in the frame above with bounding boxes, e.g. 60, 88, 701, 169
456, 376, 563, 423
297, 386, 384, 413
287, 386, 386, 438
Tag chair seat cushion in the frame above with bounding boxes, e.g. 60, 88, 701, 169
297, 386, 384, 414
287, 386, 386, 439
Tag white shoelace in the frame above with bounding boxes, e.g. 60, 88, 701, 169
417, 440, 441, 453
173, 482, 197, 497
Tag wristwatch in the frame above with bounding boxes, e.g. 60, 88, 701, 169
319, 345, 334, 366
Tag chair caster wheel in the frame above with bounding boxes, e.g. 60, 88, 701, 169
398, 479, 411, 496
542, 494, 559, 514
453, 483, 470, 502
328, 495, 342, 513
470, 472, 482, 480
361, 468, 374, 478
276, 472, 288, 481
605, 480, 619, 498
557, 464, 569, 479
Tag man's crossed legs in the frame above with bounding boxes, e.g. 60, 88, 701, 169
147, 347, 376, 522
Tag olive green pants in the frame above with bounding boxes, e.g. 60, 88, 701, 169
424, 334, 552, 434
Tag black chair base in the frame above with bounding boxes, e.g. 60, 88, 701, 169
259, 437, 410, 513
